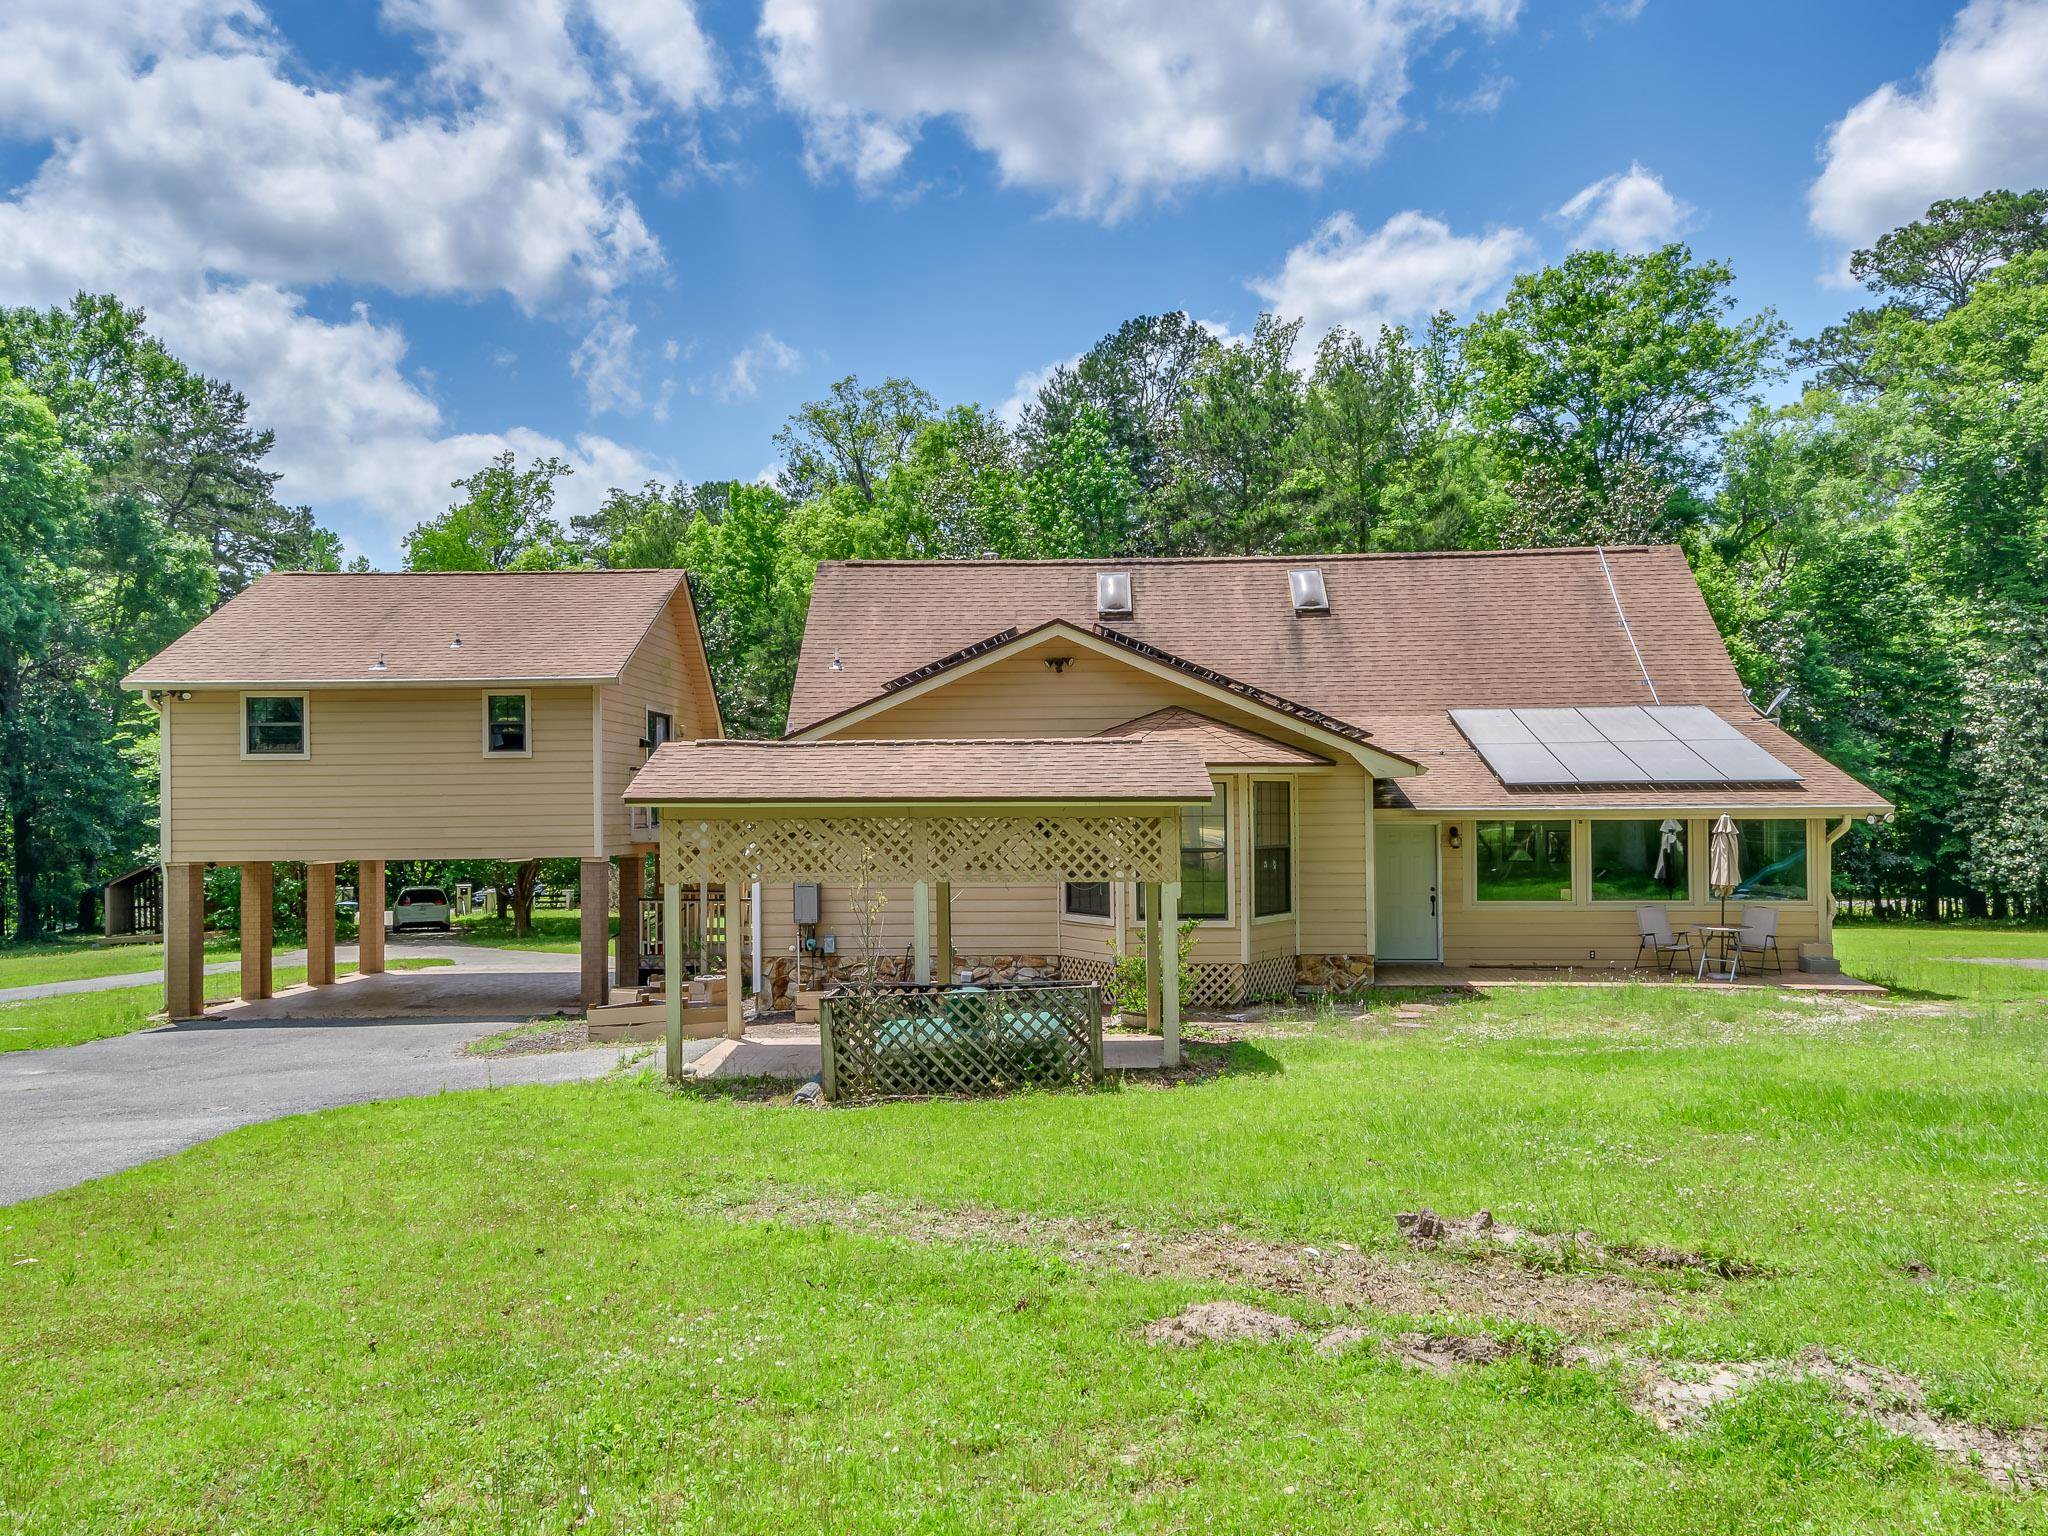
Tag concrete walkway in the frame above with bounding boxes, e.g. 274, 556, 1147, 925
1947, 956, 2048, 971
0, 939, 622, 1206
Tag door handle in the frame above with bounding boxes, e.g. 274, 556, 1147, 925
1430, 886, 1438, 917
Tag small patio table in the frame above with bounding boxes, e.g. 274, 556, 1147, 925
1694, 924, 1743, 982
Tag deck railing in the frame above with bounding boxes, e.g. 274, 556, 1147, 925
819, 982, 1103, 1101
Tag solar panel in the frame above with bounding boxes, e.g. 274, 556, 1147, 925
1450, 705, 1804, 788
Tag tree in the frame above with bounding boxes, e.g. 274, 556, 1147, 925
1019, 312, 1211, 497
773, 376, 937, 504
1155, 314, 1302, 553
1955, 612, 2048, 906
1462, 245, 1783, 506
403, 452, 582, 572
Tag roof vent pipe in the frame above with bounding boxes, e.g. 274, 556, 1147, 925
450, 632, 463, 649
1096, 570, 1132, 618
1289, 568, 1329, 613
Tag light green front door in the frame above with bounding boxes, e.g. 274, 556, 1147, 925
1375, 824, 1440, 962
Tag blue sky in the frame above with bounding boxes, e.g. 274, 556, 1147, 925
3, 0, 2041, 565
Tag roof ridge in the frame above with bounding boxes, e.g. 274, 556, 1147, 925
821, 546, 1671, 571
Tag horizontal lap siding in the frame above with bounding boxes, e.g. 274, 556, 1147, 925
605, 593, 716, 853
1438, 815, 1824, 967
758, 882, 1059, 969
166, 686, 595, 863
1296, 766, 1368, 954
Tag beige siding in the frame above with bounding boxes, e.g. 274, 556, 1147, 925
1295, 766, 1369, 954
165, 685, 597, 862
602, 588, 720, 853
1433, 813, 1825, 968
758, 880, 1059, 972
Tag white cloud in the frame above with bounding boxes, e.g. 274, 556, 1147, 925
1556, 162, 1692, 252
0, 0, 712, 560
572, 305, 643, 414
997, 353, 1083, 428
1449, 74, 1512, 115
718, 332, 802, 401
1251, 210, 1530, 356
1809, 0, 2048, 253
760, 0, 1523, 219
1582, 0, 1647, 32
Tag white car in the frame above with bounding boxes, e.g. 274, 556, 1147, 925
391, 885, 453, 932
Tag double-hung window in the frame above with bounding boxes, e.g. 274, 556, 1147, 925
1252, 781, 1293, 918
1063, 882, 1111, 919
484, 693, 530, 756
1140, 783, 1230, 921
242, 695, 307, 758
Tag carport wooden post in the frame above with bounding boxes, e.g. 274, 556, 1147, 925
1143, 881, 1162, 1033
238, 863, 274, 1002
1159, 879, 1181, 1068
934, 881, 953, 983
579, 859, 610, 1010
165, 862, 206, 1020
912, 882, 932, 983
616, 853, 643, 991
663, 881, 684, 1080
306, 863, 337, 987
358, 860, 385, 976
723, 876, 745, 1040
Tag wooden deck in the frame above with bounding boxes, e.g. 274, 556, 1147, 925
1373, 962, 1886, 996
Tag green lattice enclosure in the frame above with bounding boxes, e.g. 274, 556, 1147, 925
820, 983, 1103, 1102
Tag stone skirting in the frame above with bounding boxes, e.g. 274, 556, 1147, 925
1296, 953, 1374, 995
762, 952, 1064, 1010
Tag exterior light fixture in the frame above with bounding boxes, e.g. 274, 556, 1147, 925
1445, 824, 1462, 850
1044, 656, 1073, 673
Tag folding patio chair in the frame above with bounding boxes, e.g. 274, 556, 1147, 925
1634, 907, 1694, 973
1734, 907, 1783, 975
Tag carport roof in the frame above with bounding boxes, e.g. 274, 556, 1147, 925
624, 737, 1219, 807
125, 569, 690, 687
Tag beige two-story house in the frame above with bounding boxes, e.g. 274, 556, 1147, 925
126, 569, 719, 1018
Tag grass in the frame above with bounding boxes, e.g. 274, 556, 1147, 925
453, 906, 614, 954
1, 930, 2046, 1528
0, 935, 240, 990
0, 957, 451, 1054
1835, 920, 2048, 1001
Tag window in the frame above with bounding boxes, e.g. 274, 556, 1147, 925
645, 710, 673, 751
1253, 781, 1292, 917
1591, 818, 1689, 902
242, 695, 306, 757
1474, 819, 1573, 902
484, 693, 530, 755
1140, 783, 1230, 921
1735, 820, 1808, 901
1064, 882, 1111, 919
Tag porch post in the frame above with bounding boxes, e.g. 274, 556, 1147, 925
239, 863, 274, 1001
306, 863, 337, 987
1143, 882, 1162, 1033
1159, 879, 1181, 1067
934, 881, 953, 983
616, 853, 643, 991
724, 875, 745, 1040
663, 880, 684, 1080
697, 879, 711, 972
579, 858, 610, 1009
165, 862, 206, 1020
358, 859, 385, 976
912, 881, 932, 983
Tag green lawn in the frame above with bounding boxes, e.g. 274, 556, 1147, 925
1835, 920, 2048, 1000
0, 935, 238, 990
0, 957, 452, 1054
454, 906, 614, 954
4, 928, 2047, 1531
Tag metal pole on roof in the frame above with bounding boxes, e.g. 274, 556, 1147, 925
1596, 546, 1660, 705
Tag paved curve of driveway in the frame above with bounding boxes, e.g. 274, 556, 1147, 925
0, 939, 642, 1206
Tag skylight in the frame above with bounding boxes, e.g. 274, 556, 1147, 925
1096, 570, 1132, 617
1289, 568, 1329, 613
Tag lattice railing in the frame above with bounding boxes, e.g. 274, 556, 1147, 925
820, 983, 1103, 1101
660, 811, 1176, 886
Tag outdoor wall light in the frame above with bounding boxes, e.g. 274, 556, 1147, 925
1445, 824, 1462, 850
1044, 655, 1073, 673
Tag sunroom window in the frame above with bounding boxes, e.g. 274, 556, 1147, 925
1474, 819, 1573, 902
1591, 819, 1689, 902
1735, 820, 1808, 901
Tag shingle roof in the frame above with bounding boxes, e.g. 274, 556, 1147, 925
788, 547, 1889, 813
1098, 707, 1330, 768
125, 569, 689, 687
624, 738, 1218, 805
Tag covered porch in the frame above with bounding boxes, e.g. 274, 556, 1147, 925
625, 737, 1219, 1083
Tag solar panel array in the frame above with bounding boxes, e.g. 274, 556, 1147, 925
1449, 706, 1803, 788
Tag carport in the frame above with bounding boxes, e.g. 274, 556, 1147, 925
623, 736, 1215, 1078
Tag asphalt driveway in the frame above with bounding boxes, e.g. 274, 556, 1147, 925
0, 941, 637, 1206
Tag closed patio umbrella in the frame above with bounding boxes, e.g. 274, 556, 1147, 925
1708, 814, 1741, 927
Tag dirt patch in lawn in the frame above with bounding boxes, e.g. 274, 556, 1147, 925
720, 1187, 1680, 1335
1396, 1207, 1764, 1279
465, 1019, 590, 1057
1576, 1347, 2048, 1493
1145, 1301, 1304, 1346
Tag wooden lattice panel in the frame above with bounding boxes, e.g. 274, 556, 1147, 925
820, 984, 1104, 1102
660, 811, 1176, 886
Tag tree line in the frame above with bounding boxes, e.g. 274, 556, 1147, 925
3, 192, 2045, 938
